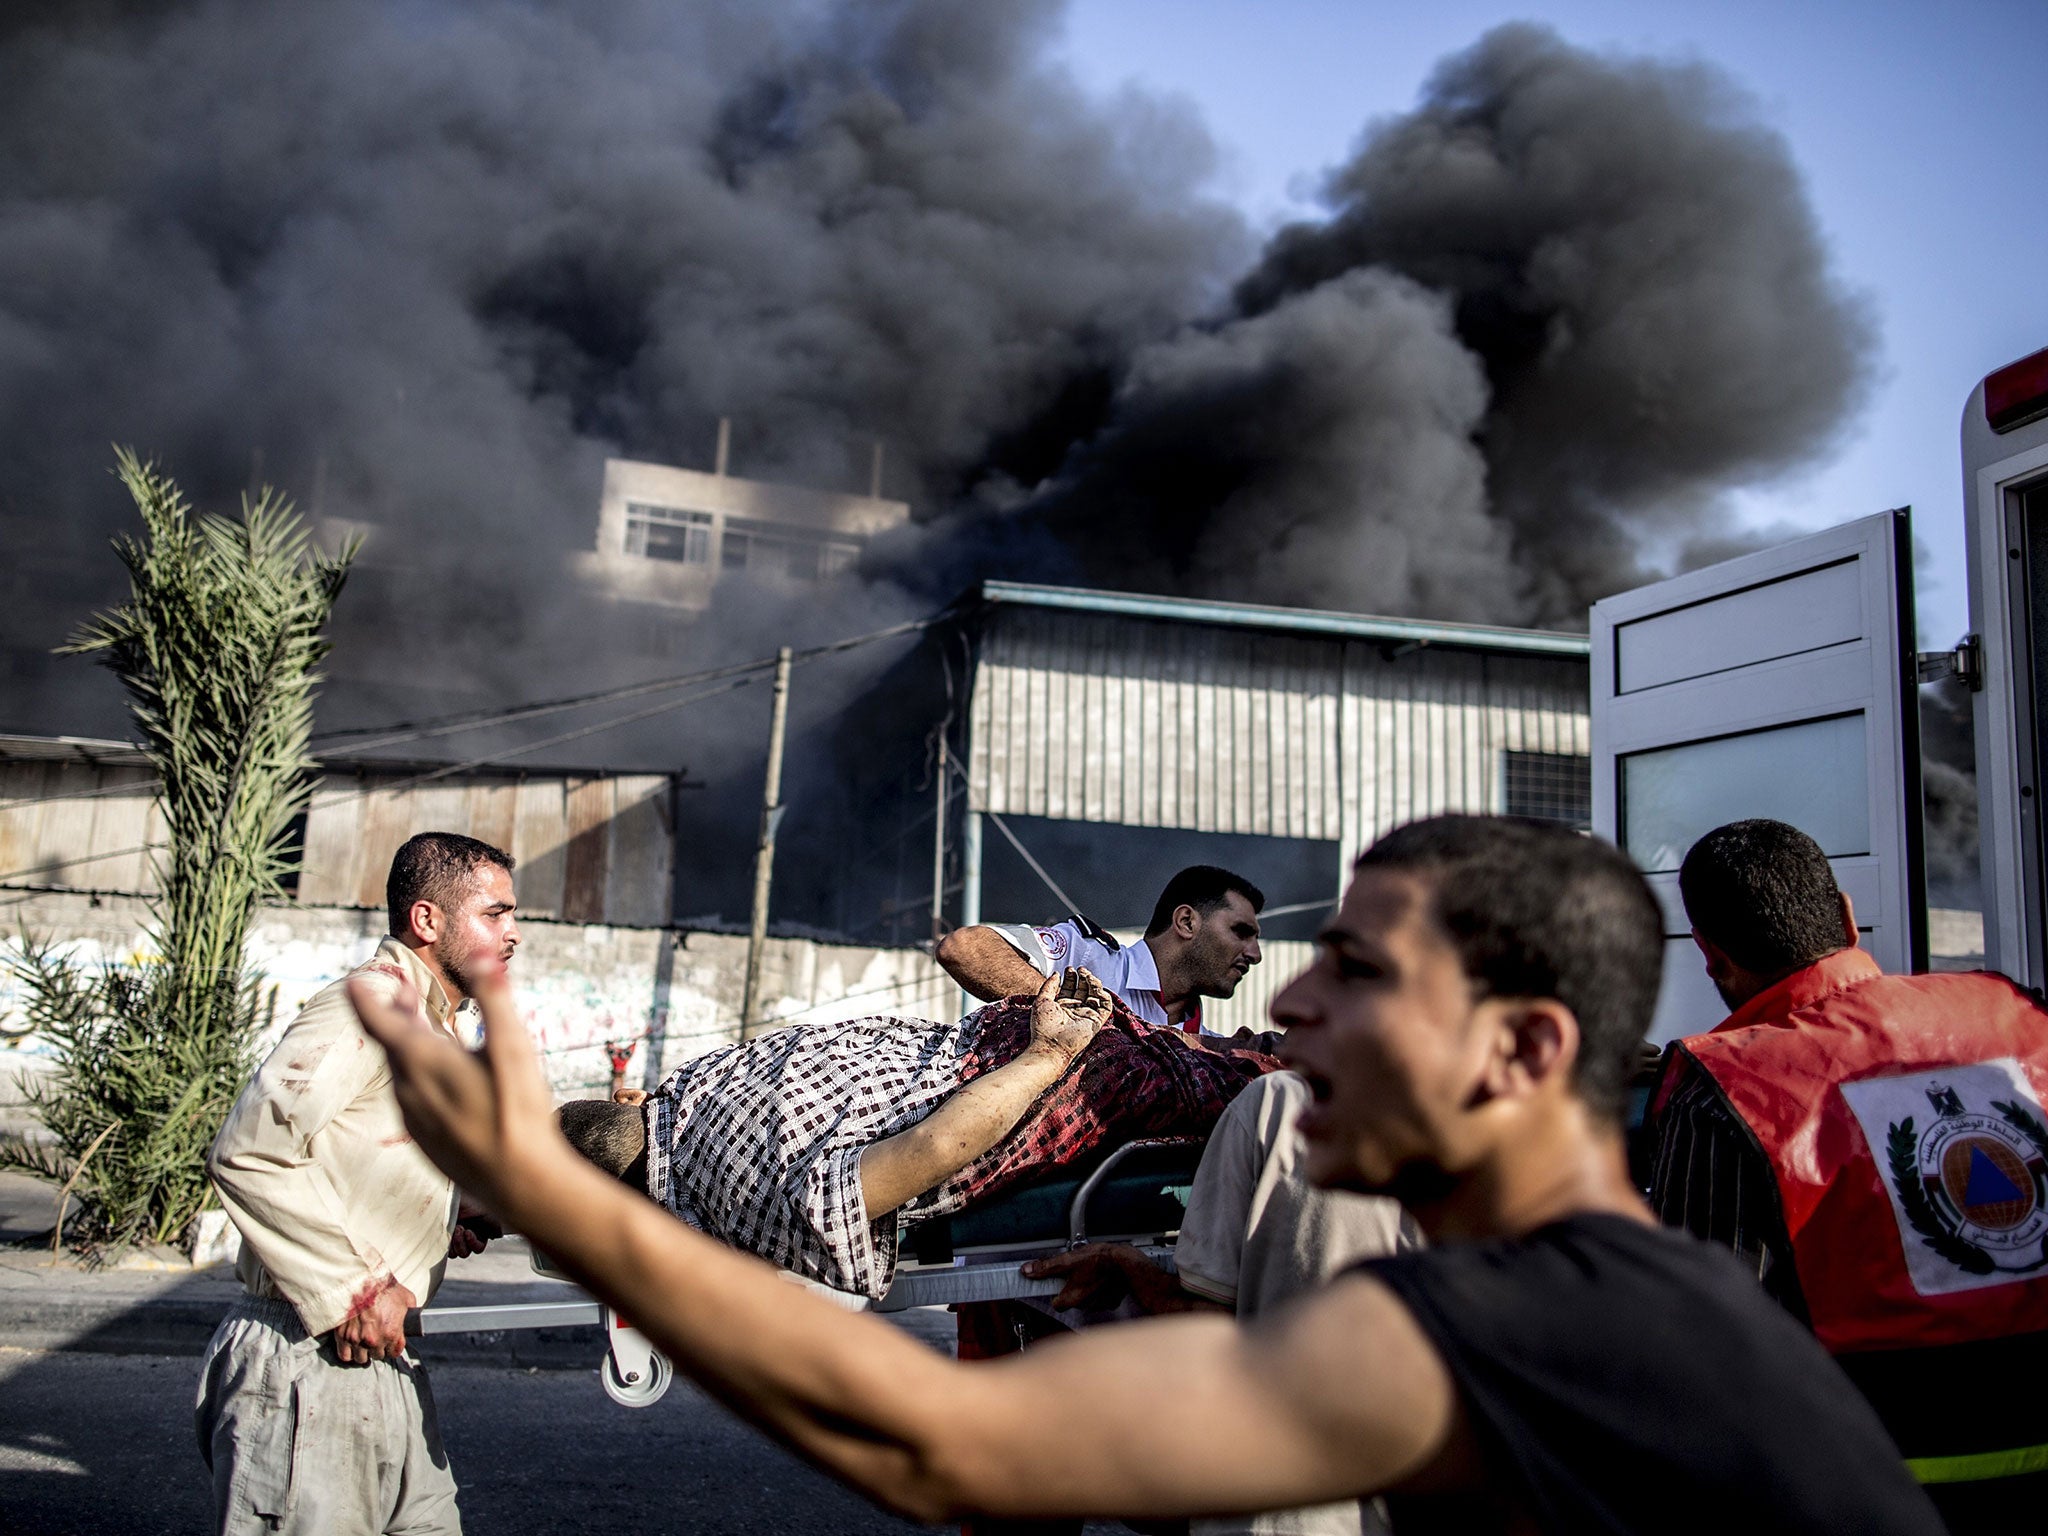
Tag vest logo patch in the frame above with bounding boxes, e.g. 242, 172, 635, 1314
1843, 1059, 2048, 1297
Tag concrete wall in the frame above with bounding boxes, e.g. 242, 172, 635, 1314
0, 891, 957, 1141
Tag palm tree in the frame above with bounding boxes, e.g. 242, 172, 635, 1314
6, 451, 356, 1249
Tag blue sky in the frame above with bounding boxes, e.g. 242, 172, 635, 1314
1055, 0, 2048, 644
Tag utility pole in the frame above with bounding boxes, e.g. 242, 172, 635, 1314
740, 647, 793, 1038
930, 728, 947, 945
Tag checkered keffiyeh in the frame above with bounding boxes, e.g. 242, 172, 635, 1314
643, 998, 1279, 1298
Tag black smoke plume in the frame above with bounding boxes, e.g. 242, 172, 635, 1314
0, 6, 1876, 922
994, 23, 1876, 624
0, 0, 1243, 738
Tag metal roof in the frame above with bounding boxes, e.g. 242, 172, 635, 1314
977, 582, 1591, 659
0, 733, 678, 782
0, 733, 149, 767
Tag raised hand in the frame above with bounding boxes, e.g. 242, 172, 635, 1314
1027, 967, 1112, 1067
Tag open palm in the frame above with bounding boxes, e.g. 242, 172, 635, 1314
1029, 967, 1112, 1065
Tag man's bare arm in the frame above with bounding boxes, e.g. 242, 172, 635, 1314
348, 974, 1470, 1523
860, 970, 1108, 1216
935, 926, 1048, 1002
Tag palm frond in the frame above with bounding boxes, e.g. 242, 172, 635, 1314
8, 451, 354, 1250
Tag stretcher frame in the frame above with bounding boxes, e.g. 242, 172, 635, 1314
408, 1137, 1197, 1407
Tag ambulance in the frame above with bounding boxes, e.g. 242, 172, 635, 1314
1588, 344, 2048, 1041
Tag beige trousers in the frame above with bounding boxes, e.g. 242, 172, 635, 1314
195, 1295, 461, 1536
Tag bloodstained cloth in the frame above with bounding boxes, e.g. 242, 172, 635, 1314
643, 996, 1278, 1296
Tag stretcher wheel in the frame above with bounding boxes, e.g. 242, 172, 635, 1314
600, 1348, 673, 1407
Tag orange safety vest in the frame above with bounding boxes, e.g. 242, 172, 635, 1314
1670, 950, 2048, 1355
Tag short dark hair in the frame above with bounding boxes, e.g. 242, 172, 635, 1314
557, 1099, 647, 1188
386, 832, 515, 936
1355, 816, 1663, 1120
1679, 819, 1846, 977
1146, 865, 1266, 937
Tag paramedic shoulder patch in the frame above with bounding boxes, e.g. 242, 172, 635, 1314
1843, 1058, 2048, 1296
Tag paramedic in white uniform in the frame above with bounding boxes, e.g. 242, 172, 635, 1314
936, 865, 1265, 1035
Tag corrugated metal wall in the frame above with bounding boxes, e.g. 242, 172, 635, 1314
0, 761, 675, 928
0, 762, 164, 892
967, 608, 1588, 860
296, 772, 674, 925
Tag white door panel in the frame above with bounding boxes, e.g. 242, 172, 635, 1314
1615, 558, 1864, 693
1592, 511, 1923, 1045
1600, 647, 1880, 750
1656, 941, 1728, 1037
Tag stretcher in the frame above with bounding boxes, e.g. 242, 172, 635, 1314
407, 1137, 1203, 1408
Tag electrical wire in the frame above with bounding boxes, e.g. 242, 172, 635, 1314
1, 609, 952, 811
0, 843, 163, 886
311, 656, 776, 754
1259, 897, 1338, 920
533, 963, 957, 1072
941, 754, 1086, 915
751, 966, 955, 1028
311, 611, 947, 753
359, 674, 761, 796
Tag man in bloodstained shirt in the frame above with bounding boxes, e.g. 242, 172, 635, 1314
562, 969, 1278, 1297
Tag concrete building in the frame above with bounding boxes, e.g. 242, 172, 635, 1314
577, 451, 911, 613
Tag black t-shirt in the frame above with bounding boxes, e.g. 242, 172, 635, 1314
1361, 1215, 1944, 1536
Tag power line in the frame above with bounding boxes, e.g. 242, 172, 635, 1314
1260, 897, 1337, 920
0, 843, 162, 886
313, 656, 777, 754
361, 674, 761, 796
981, 809, 1085, 918
312, 611, 947, 753
1, 610, 953, 811
942, 755, 1085, 916
753, 967, 955, 1028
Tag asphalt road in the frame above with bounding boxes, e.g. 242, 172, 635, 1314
1, 1315, 1082, 1536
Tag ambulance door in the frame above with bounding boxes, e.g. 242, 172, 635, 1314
1962, 345, 2048, 992
1590, 510, 1924, 1044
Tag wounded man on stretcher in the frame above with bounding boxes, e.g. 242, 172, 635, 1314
555, 971, 1280, 1297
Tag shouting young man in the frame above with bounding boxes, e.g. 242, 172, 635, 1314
350, 816, 1942, 1535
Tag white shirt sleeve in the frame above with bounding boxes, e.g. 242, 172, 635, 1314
989, 919, 1117, 975
986, 922, 1057, 975
987, 920, 1167, 1016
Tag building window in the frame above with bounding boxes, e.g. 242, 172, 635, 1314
1504, 750, 1592, 828
720, 517, 863, 581
624, 502, 714, 564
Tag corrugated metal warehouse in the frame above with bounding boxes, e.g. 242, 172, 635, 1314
840, 583, 1592, 1027
0, 736, 680, 928
963, 582, 1591, 862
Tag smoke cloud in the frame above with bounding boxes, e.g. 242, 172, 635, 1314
0, 0, 1243, 735
0, 5, 1879, 924
999, 23, 1876, 624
